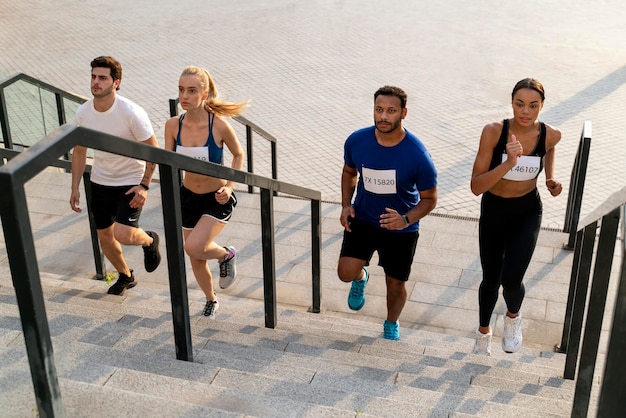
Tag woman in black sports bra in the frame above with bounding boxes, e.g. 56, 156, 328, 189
470, 78, 563, 356
164, 66, 248, 319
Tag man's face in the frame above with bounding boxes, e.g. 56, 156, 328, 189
90, 67, 118, 99
373, 95, 406, 134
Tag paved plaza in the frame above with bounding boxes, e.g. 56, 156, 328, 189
1, 0, 625, 230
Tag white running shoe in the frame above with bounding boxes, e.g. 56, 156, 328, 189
202, 299, 219, 319
219, 246, 239, 289
473, 328, 492, 356
502, 314, 523, 353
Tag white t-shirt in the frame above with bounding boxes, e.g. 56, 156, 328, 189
75, 95, 154, 186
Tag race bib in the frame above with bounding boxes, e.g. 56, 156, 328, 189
362, 167, 397, 194
176, 145, 210, 161
502, 154, 541, 181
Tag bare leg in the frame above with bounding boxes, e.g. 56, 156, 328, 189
97, 225, 131, 276
184, 216, 229, 300
113, 222, 153, 247
385, 275, 407, 322
337, 256, 367, 283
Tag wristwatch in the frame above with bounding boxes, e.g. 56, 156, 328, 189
403, 214, 410, 226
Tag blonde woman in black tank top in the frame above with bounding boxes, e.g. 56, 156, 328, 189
164, 66, 248, 319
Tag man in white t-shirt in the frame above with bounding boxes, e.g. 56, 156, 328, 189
70, 56, 161, 295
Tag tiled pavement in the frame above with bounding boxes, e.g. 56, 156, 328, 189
1, 0, 625, 230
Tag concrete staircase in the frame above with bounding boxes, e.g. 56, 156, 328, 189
0, 272, 582, 417
0, 168, 606, 417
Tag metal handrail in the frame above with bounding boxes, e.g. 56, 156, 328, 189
556, 184, 626, 418
596, 206, 626, 417
0, 72, 88, 150
563, 121, 592, 249
0, 124, 322, 417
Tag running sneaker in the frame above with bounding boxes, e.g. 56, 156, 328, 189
347, 267, 369, 311
219, 246, 239, 289
107, 270, 137, 295
143, 231, 161, 273
502, 314, 523, 353
202, 299, 219, 319
473, 328, 492, 356
383, 320, 400, 340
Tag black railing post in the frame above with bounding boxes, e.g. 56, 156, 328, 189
82, 172, 106, 280
563, 121, 591, 249
271, 141, 278, 197
0, 88, 13, 149
562, 222, 597, 378
558, 225, 595, 356
0, 176, 64, 417
55, 93, 71, 162
246, 125, 254, 194
260, 188, 277, 328
169, 97, 179, 118
310, 199, 322, 313
597, 206, 626, 418
159, 164, 193, 361
571, 208, 620, 418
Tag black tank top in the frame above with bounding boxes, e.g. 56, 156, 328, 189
489, 119, 547, 178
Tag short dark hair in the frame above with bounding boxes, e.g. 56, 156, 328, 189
90, 56, 122, 90
511, 78, 545, 102
374, 85, 407, 108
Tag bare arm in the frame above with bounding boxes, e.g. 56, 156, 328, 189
544, 126, 563, 197
138, 134, 159, 187
470, 123, 520, 196
340, 164, 358, 232
215, 119, 244, 204
69, 146, 87, 212
125, 134, 159, 209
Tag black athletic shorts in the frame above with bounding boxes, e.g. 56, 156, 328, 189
89, 182, 141, 229
339, 216, 419, 281
180, 185, 237, 229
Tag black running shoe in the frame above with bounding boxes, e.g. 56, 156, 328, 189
107, 270, 137, 295
143, 231, 161, 273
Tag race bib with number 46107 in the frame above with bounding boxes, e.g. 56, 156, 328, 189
501, 154, 541, 181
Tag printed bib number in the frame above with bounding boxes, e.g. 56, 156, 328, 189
362, 167, 396, 194
176, 145, 210, 161
501, 154, 541, 181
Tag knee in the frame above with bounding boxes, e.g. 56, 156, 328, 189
337, 263, 360, 283
97, 229, 115, 247
184, 241, 201, 259
386, 279, 406, 298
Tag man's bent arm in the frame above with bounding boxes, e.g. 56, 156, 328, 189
405, 186, 437, 224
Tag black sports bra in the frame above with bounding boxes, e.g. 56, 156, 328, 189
489, 119, 546, 180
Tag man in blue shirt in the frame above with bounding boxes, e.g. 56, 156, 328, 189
338, 85, 438, 340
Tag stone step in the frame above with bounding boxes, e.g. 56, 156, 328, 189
1, 276, 567, 412
0, 334, 560, 418
1, 279, 569, 385
1, 277, 573, 382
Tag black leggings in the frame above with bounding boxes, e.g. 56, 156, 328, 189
478, 189, 542, 327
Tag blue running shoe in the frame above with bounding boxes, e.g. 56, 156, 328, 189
348, 267, 368, 311
383, 320, 400, 340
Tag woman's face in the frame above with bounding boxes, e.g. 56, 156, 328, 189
511, 88, 543, 126
178, 74, 208, 110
